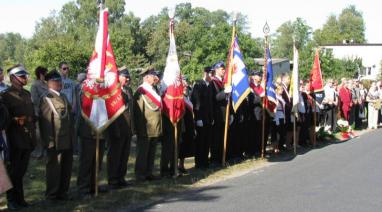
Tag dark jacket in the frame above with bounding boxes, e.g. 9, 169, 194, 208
191, 80, 214, 126
1, 86, 36, 149
107, 86, 135, 138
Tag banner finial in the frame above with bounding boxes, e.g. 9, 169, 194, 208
168, 7, 175, 19
263, 21, 270, 36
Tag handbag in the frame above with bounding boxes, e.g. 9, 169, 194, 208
0, 159, 12, 194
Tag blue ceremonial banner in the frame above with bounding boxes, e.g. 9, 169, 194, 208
230, 37, 251, 111
265, 47, 277, 113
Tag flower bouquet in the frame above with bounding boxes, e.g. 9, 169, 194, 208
336, 119, 355, 140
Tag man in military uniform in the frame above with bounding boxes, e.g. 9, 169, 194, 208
134, 68, 162, 181
1, 65, 36, 210
107, 67, 135, 188
39, 71, 73, 201
191, 67, 214, 169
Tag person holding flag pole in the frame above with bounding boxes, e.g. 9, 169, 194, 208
261, 22, 277, 158
80, 0, 126, 196
221, 12, 251, 165
291, 39, 300, 155
160, 8, 185, 177
309, 49, 325, 147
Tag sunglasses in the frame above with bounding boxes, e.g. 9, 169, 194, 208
62, 67, 69, 71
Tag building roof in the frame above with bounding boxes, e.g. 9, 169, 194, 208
253, 58, 289, 66
321, 43, 382, 47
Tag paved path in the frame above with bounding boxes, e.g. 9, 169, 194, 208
138, 129, 382, 212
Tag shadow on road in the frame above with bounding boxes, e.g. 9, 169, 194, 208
129, 185, 228, 211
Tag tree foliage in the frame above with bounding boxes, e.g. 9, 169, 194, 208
314, 5, 366, 45
0, 2, 368, 84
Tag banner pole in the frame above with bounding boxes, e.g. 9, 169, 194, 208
261, 32, 268, 159
294, 116, 297, 155
174, 123, 179, 177
95, 132, 100, 197
313, 101, 317, 147
223, 100, 231, 166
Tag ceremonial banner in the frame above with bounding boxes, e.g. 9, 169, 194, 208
291, 44, 300, 115
225, 36, 251, 111
309, 49, 324, 93
81, 8, 125, 132
161, 17, 185, 124
265, 48, 277, 114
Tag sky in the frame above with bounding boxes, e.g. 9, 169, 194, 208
0, 0, 381, 43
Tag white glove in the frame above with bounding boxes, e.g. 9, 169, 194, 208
224, 86, 232, 94
196, 120, 203, 127
229, 115, 234, 125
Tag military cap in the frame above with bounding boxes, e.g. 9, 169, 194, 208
45, 70, 62, 81
8, 65, 29, 77
249, 70, 263, 77
213, 61, 225, 69
204, 66, 213, 73
118, 66, 130, 78
139, 68, 159, 77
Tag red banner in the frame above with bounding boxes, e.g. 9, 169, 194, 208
81, 8, 125, 132
309, 49, 324, 93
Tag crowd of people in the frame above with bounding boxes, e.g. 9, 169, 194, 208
0, 61, 381, 210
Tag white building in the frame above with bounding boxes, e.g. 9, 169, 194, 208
320, 43, 382, 80
253, 58, 290, 76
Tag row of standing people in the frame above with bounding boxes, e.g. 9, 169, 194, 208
0, 61, 377, 210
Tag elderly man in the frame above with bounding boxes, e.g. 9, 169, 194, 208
323, 79, 337, 133
39, 71, 73, 201
134, 68, 162, 181
1, 65, 36, 210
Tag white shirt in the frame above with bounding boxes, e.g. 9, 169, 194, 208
297, 93, 306, 113
324, 85, 335, 102
274, 94, 285, 125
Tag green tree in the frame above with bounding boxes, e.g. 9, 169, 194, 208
0, 33, 27, 68
272, 17, 312, 59
314, 5, 365, 45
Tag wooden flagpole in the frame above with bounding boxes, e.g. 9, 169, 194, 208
313, 99, 317, 147
222, 13, 237, 166
95, 132, 100, 196
174, 123, 179, 177
94, 0, 104, 197
261, 22, 270, 159
293, 116, 297, 155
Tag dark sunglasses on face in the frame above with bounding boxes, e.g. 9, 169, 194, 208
62, 67, 69, 71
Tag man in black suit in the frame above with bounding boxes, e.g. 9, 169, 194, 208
210, 61, 230, 166
191, 66, 214, 169
281, 73, 292, 150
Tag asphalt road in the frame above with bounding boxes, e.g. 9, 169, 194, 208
138, 129, 382, 212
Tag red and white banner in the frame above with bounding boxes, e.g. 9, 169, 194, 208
160, 17, 185, 124
81, 7, 125, 132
